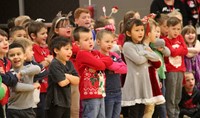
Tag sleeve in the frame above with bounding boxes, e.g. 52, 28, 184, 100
122, 42, 148, 65
161, 46, 171, 57
20, 64, 41, 76
107, 52, 127, 74
67, 61, 79, 77
14, 82, 34, 92
48, 62, 66, 83
76, 51, 107, 70
1, 72, 18, 87
33, 45, 46, 63
164, 36, 188, 57
144, 50, 160, 62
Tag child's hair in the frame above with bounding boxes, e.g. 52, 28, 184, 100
28, 21, 47, 40
154, 13, 169, 25
73, 26, 91, 42
47, 16, 71, 45
124, 18, 144, 43
48, 36, 72, 57
168, 10, 182, 18
184, 71, 195, 80
13, 38, 33, 50
118, 20, 124, 34
9, 43, 25, 53
74, 7, 90, 19
123, 11, 139, 26
9, 26, 26, 37
96, 29, 114, 40
7, 17, 16, 30
181, 25, 197, 46
167, 17, 181, 27
0, 29, 8, 37
144, 18, 158, 38
14, 15, 31, 26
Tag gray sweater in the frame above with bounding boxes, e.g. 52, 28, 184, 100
8, 64, 41, 109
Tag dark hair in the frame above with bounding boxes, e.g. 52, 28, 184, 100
9, 26, 26, 37
124, 18, 144, 42
0, 29, 8, 38
28, 21, 47, 40
154, 13, 169, 25
7, 17, 16, 30
73, 26, 90, 41
167, 17, 181, 27
9, 43, 25, 53
48, 36, 72, 57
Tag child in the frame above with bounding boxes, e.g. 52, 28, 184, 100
152, 25, 170, 118
182, 25, 200, 90
0, 29, 20, 118
28, 21, 53, 118
9, 26, 27, 44
96, 29, 127, 118
121, 18, 159, 118
179, 72, 200, 118
74, 26, 113, 118
46, 36, 79, 118
163, 17, 188, 118
142, 18, 166, 118
7, 43, 41, 118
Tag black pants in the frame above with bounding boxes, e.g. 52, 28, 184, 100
45, 105, 70, 118
0, 105, 4, 118
7, 108, 36, 118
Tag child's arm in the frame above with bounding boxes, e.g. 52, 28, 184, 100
157, 46, 171, 57
65, 74, 79, 85
76, 50, 110, 70
20, 64, 41, 76
123, 42, 148, 65
107, 52, 127, 74
14, 82, 40, 92
1, 72, 18, 87
143, 46, 160, 62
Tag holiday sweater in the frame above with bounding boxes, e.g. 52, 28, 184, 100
33, 44, 50, 93
76, 50, 113, 100
164, 35, 188, 72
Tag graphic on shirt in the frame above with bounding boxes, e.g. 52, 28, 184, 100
169, 44, 182, 68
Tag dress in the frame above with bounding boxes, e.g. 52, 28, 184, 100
121, 42, 160, 106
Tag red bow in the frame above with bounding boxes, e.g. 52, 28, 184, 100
95, 24, 116, 32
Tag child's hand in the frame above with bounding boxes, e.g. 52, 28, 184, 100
0, 67, 4, 74
159, 82, 162, 89
46, 55, 53, 63
157, 47, 164, 52
33, 83, 41, 89
88, 68, 96, 73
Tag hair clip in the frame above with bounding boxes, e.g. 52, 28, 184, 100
35, 18, 45, 22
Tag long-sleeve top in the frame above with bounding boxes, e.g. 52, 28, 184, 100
8, 64, 41, 109
105, 52, 127, 93
76, 50, 113, 100
164, 35, 188, 72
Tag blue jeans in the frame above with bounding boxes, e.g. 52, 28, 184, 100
105, 91, 121, 118
82, 98, 105, 118
153, 79, 167, 118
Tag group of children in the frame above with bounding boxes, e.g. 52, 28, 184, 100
0, 6, 200, 118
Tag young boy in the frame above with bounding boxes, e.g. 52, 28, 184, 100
179, 72, 200, 118
7, 43, 41, 118
45, 36, 79, 118
9, 26, 27, 44
74, 26, 113, 118
163, 17, 188, 118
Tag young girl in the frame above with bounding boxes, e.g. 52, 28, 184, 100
121, 18, 159, 118
182, 25, 200, 90
96, 29, 127, 118
28, 21, 52, 118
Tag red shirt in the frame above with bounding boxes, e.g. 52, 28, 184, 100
76, 50, 113, 100
33, 44, 50, 93
164, 35, 188, 72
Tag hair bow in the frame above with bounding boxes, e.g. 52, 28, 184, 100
95, 24, 116, 32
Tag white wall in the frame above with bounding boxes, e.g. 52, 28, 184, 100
79, 0, 153, 33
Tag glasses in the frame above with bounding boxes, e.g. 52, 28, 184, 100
58, 24, 73, 29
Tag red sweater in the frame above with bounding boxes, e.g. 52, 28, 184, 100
164, 35, 188, 72
76, 50, 113, 100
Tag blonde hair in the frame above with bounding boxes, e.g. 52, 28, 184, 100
13, 38, 33, 50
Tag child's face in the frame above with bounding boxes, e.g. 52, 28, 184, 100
55, 44, 72, 64
167, 23, 182, 39
184, 73, 195, 90
55, 21, 72, 38
11, 30, 27, 39
160, 21, 168, 37
75, 12, 92, 28
155, 26, 161, 38
77, 31, 94, 51
0, 35, 9, 57
25, 46, 34, 62
8, 47, 25, 69
35, 27, 48, 45
126, 24, 144, 43
184, 31, 196, 45
149, 25, 157, 43
97, 33, 114, 54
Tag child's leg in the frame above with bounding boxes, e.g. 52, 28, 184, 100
105, 92, 121, 118
165, 72, 178, 118
128, 104, 145, 118
82, 98, 105, 118
70, 85, 80, 118
143, 104, 155, 118
45, 105, 70, 118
